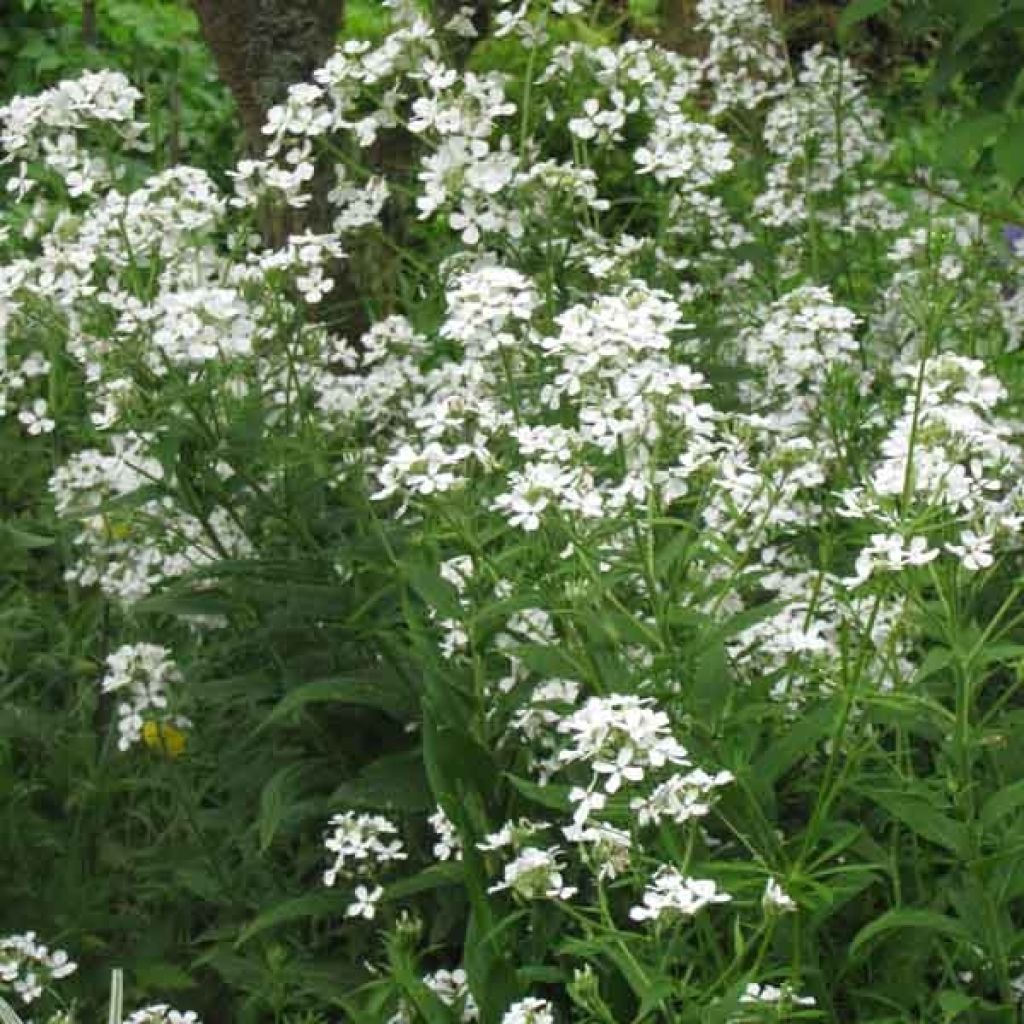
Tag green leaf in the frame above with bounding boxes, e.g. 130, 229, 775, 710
505, 773, 571, 812
838, 0, 892, 37
261, 672, 418, 728
464, 905, 521, 1023
235, 891, 351, 947
913, 647, 953, 685
702, 599, 788, 648
864, 789, 969, 856
752, 698, 839, 785
993, 121, 1024, 188
133, 590, 235, 619
981, 778, 1024, 829
332, 748, 432, 812
938, 113, 1006, 170
258, 763, 307, 853
849, 908, 971, 959
384, 862, 464, 901
404, 562, 462, 618
133, 963, 195, 993
692, 640, 731, 721
951, 0, 1008, 49
506, 643, 584, 680
937, 990, 978, 1020
1, 523, 53, 549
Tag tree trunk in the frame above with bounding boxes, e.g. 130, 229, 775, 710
657, 0, 698, 52
82, 0, 97, 46
191, 0, 344, 153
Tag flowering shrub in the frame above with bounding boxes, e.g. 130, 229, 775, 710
5, 0, 1024, 1022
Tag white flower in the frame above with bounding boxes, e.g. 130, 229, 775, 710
500, 997, 555, 1024
488, 846, 576, 901
0, 933, 77, 1006
740, 982, 815, 1007
630, 769, 734, 826
323, 812, 407, 886
762, 877, 797, 913
124, 1005, 201, 1024
629, 868, 731, 923
346, 884, 384, 920
848, 533, 939, 587
562, 821, 632, 880
945, 530, 995, 571
556, 695, 691, 817
100, 644, 184, 751
17, 398, 55, 435
429, 806, 463, 861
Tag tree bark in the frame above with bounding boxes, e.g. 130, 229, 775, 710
657, 0, 698, 52
82, 0, 97, 47
191, 0, 344, 153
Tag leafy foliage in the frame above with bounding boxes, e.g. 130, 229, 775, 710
4, 2, 1024, 1024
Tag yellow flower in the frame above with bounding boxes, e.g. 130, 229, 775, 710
142, 720, 187, 757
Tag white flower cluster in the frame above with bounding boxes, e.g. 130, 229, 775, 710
556, 694, 731, 829
695, 0, 789, 114
0, 70, 147, 201
488, 844, 577, 902
123, 1007, 201, 1024
323, 811, 407, 891
629, 867, 731, 924
737, 285, 864, 437
756, 47, 897, 233
50, 437, 252, 603
429, 805, 463, 861
388, 968, 479, 1024
840, 353, 1024, 578
0, 932, 76, 1006
100, 643, 186, 751
477, 820, 576, 902
500, 997, 555, 1024
6, 1, 1024, 1016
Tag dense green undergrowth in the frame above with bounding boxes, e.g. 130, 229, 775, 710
4, 2, 1024, 1024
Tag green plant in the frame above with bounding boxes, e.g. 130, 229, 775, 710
6, 2, 1024, 1023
